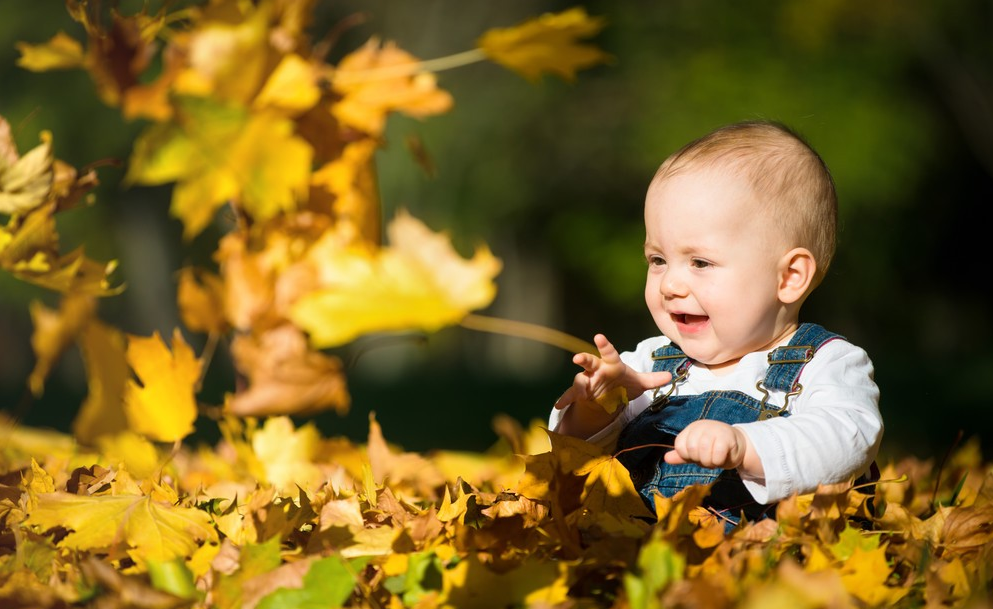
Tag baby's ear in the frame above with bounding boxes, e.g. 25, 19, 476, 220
778, 248, 816, 304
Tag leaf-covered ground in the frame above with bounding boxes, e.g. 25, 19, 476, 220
1, 414, 991, 608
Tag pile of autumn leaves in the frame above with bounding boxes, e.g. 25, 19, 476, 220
2, 1, 992, 607
0, 413, 991, 608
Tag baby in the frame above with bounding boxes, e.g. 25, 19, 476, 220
551, 121, 883, 523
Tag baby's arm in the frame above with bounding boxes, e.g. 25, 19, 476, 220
553, 334, 672, 438
716, 341, 881, 503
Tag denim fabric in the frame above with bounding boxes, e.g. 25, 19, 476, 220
616, 323, 841, 524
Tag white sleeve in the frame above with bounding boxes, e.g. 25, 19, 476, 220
735, 340, 883, 503
547, 336, 669, 450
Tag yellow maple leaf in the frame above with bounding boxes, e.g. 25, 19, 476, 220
96, 432, 161, 480
289, 211, 500, 348
836, 545, 909, 606
437, 484, 474, 524
15, 31, 85, 72
575, 450, 654, 520
124, 329, 201, 443
330, 38, 454, 135
23, 490, 217, 565
127, 100, 312, 239
250, 416, 325, 497
595, 385, 628, 414
477, 7, 610, 82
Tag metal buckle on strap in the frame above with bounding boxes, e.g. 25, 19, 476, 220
755, 380, 803, 420
648, 365, 689, 412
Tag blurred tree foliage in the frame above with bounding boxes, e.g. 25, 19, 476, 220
1, 0, 990, 458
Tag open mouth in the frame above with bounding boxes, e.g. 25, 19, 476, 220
671, 313, 709, 329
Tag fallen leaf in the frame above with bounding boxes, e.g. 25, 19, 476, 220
250, 416, 325, 497
23, 490, 217, 565
836, 544, 909, 606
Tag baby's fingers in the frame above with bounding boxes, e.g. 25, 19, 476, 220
593, 334, 622, 363
572, 351, 601, 373
640, 370, 674, 392
664, 448, 688, 465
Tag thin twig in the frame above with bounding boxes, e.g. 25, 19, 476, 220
460, 313, 597, 354
612, 442, 675, 460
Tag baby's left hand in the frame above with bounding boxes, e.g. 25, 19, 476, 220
664, 420, 748, 470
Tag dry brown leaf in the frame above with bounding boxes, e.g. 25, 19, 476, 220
227, 324, 349, 417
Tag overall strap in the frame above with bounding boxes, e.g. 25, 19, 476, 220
763, 323, 843, 392
650, 343, 691, 376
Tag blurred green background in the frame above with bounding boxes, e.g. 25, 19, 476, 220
2, 0, 991, 463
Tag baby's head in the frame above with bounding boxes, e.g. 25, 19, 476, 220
650, 121, 837, 287
642, 121, 838, 367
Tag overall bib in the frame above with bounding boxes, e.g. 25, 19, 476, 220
615, 323, 841, 524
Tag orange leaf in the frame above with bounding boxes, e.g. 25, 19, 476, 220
331, 38, 453, 135
177, 267, 228, 335
226, 325, 350, 417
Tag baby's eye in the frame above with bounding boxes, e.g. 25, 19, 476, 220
647, 255, 666, 267
691, 258, 711, 269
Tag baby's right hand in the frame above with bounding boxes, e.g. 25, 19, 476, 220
553, 334, 672, 437
553, 334, 628, 411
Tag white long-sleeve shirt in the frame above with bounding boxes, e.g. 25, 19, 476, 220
549, 335, 884, 504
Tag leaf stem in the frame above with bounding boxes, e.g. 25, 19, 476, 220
333, 48, 487, 84
459, 313, 596, 354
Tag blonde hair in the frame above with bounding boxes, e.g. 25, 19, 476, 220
651, 121, 838, 285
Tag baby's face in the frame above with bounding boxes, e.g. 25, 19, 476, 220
643, 166, 796, 371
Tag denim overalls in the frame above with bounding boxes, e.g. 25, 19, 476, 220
615, 323, 841, 524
